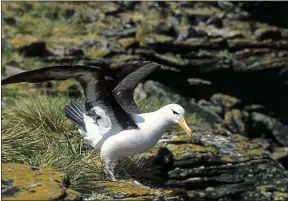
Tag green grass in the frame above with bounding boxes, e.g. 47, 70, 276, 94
1, 95, 103, 194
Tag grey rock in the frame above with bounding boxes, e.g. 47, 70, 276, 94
224, 109, 248, 135
187, 78, 211, 86
251, 112, 288, 147
210, 94, 241, 110
143, 130, 287, 200
79, 40, 103, 49
2, 180, 20, 197
198, 99, 223, 116
102, 28, 136, 38
244, 104, 265, 112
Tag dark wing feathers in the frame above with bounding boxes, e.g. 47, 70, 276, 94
2, 65, 101, 84
2, 65, 138, 130
65, 102, 86, 131
115, 61, 151, 80
1, 62, 161, 130
2, 65, 107, 111
113, 62, 161, 114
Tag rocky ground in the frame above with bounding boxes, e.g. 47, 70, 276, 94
2, 2, 288, 201
2, 163, 81, 200
134, 82, 288, 201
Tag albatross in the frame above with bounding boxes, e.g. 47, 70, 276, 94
2, 62, 192, 181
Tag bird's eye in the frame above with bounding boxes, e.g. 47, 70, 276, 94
172, 110, 179, 115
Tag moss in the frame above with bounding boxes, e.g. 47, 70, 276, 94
182, 7, 222, 16
119, 37, 138, 48
2, 163, 80, 200
148, 34, 174, 43
256, 185, 288, 201
169, 131, 265, 163
135, 22, 154, 46
93, 181, 156, 200
167, 142, 216, 160
224, 109, 247, 134
145, 147, 163, 158
8, 34, 39, 48
211, 94, 240, 109
97, 181, 154, 195
86, 49, 110, 57
227, 134, 264, 159
120, 12, 145, 22
154, 52, 188, 66
220, 156, 233, 162
93, 181, 187, 200
273, 192, 288, 201
241, 148, 264, 158
110, 54, 143, 68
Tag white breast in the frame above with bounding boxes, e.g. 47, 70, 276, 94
100, 112, 170, 160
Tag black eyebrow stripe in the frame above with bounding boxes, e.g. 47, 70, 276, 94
172, 110, 179, 115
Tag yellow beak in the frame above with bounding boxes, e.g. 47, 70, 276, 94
178, 116, 192, 136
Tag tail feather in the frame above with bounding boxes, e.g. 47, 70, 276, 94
65, 101, 104, 150
65, 102, 86, 132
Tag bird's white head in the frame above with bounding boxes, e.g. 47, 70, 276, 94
161, 104, 192, 136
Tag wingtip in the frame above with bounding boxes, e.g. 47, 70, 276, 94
2, 76, 23, 85
142, 62, 162, 71
2, 78, 10, 85
146, 62, 162, 69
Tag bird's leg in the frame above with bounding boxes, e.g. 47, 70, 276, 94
118, 159, 132, 179
104, 159, 118, 181
119, 160, 142, 185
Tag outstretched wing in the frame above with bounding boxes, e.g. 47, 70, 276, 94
2, 65, 138, 131
113, 62, 161, 114
114, 61, 151, 80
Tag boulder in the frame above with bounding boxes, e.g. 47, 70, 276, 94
142, 133, 288, 201
250, 112, 288, 147
86, 181, 188, 201
2, 163, 81, 200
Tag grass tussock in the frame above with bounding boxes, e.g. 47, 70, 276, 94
1, 95, 104, 194
12, 95, 69, 133
2, 94, 164, 196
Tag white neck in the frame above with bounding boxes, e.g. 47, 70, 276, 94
132, 107, 174, 138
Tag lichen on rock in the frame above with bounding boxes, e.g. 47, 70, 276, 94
2, 163, 81, 200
